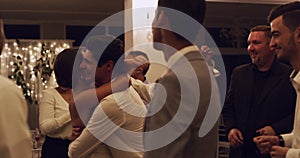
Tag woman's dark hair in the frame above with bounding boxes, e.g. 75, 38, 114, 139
127, 50, 150, 75
54, 48, 79, 88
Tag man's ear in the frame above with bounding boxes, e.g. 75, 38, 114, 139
296, 26, 300, 44
104, 60, 114, 72
155, 10, 171, 30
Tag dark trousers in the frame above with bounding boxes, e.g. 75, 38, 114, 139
41, 136, 70, 158
229, 144, 271, 158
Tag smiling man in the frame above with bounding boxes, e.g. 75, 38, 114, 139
79, 47, 99, 87
68, 35, 147, 158
253, 2, 300, 158
0, 19, 32, 158
222, 25, 296, 158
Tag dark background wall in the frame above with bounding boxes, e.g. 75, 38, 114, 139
0, 1, 280, 90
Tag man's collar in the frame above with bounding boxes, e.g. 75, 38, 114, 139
179, 45, 199, 55
290, 70, 300, 90
290, 70, 300, 81
167, 45, 199, 67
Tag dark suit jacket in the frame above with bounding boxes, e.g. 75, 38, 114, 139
222, 60, 296, 158
144, 50, 218, 158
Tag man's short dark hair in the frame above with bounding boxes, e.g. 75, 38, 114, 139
281, 10, 300, 32
85, 35, 125, 75
127, 51, 149, 61
267, 1, 300, 32
250, 25, 272, 39
127, 50, 150, 75
54, 48, 78, 88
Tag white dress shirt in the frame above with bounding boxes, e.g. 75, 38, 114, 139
68, 86, 146, 158
283, 70, 300, 158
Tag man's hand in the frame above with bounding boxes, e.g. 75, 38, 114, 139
110, 73, 130, 92
125, 55, 149, 75
256, 126, 276, 136
69, 127, 84, 141
253, 135, 279, 154
270, 146, 289, 158
200, 45, 213, 62
228, 128, 244, 148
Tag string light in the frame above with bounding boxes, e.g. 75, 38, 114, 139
0, 39, 73, 104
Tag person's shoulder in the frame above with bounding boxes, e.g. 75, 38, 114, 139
0, 76, 24, 97
276, 61, 293, 73
0, 75, 17, 89
42, 88, 56, 93
235, 63, 252, 70
0, 76, 25, 103
232, 63, 252, 73
185, 50, 204, 61
100, 93, 116, 104
41, 88, 57, 97
158, 71, 178, 84
100, 90, 128, 108
97, 91, 126, 118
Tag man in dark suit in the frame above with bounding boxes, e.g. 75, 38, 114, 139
222, 25, 296, 158
143, 0, 219, 158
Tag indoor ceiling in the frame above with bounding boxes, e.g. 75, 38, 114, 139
0, 0, 123, 14
0, 0, 295, 14
0, 0, 296, 24
0, 0, 294, 14
206, 0, 296, 4
0, 0, 124, 23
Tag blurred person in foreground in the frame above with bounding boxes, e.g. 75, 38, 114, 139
0, 19, 32, 158
137, 0, 219, 157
